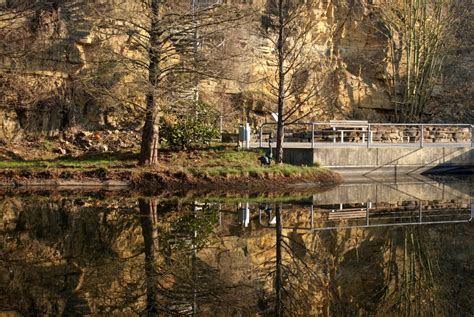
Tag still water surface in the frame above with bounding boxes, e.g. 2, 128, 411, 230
1, 176, 473, 316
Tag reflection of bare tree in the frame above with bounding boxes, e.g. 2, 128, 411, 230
275, 203, 283, 316
1, 195, 228, 315
137, 197, 242, 315
378, 226, 440, 316
265, 202, 461, 315
259, 203, 328, 316
138, 197, 159, 315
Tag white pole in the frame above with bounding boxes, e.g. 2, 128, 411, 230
245, 122, 250, 149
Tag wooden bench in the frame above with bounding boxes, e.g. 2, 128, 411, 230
329, 120, 369, 129
329, 120, 369, 143
328, 209, 367, 220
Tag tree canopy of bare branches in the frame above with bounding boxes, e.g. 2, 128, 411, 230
260, 0, 336, 163
379, 0, 457, 122
88, 0, 251, 164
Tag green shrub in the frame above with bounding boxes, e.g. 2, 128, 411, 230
160, 102, 220, 150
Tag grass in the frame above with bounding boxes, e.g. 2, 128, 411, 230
193, 164, 321, 178
0, 159, 123, 169
0, 152, 137, 169
187, 149, 321, 177
0, 148, 325, 181
206, 150, 259, 167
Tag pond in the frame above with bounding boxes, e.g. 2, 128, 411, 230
1, 175, 473, 316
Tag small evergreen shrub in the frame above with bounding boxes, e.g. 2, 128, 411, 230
160, 102, 220, 150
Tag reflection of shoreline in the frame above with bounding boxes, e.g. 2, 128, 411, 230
0, 184, 338, 200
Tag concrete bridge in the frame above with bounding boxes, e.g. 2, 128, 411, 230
245, 121, 474, 175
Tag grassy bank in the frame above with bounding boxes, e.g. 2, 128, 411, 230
0, 148, 341, 190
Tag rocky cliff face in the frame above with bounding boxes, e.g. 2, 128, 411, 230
429, 0, 474, 122
0, 0, 472, 144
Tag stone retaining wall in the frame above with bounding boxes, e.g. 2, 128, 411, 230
370, 126, 471, 144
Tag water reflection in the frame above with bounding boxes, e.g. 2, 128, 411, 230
0, 178, 473, 316
257, 200, 472, 230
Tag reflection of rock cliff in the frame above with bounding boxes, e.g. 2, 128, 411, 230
0, 196, 261, 315
1, 194, 472, 315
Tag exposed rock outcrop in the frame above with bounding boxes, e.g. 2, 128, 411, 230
0, 0, 472, 144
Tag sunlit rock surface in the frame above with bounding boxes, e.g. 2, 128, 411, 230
0, 0, 472, 141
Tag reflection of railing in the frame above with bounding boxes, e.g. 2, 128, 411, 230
257, 200, 473, 231
254, 122, 474, 149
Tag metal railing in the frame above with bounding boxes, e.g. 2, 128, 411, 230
254, 122, 474, 149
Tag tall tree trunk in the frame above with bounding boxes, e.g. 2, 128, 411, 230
140, 0, 161, 165
275, 0, 285, 164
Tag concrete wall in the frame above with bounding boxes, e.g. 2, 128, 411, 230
283, 148, 315, 166
284, 147, 474, 175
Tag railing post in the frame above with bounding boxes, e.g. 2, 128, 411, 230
340, 130, 344, 144
419, 201, 423, 223
420, 124, 424, 148
471, 125, 474, 148
470, 198, 474, 221
311, 123, 315, 149
259, 125, 263, 148
366, 203, 370, 226
367, 124, 371, 148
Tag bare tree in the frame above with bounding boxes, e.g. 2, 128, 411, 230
260, 0, 335, 164
378, 0, 457, 122
88, 0, 250, 165
139, 0, 161, 165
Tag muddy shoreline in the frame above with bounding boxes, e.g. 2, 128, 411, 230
0, 168, 342, 192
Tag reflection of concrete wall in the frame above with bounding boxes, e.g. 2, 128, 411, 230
312, 181, 470, 205
284, 147, 474, 175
